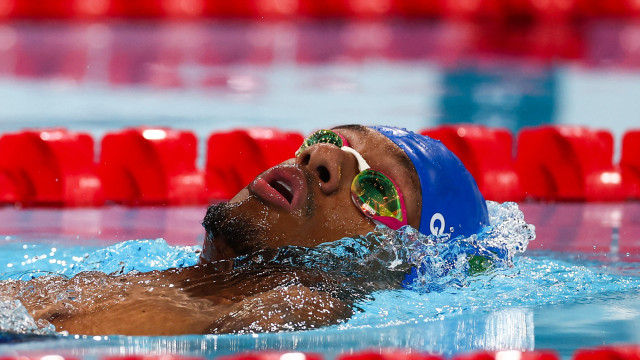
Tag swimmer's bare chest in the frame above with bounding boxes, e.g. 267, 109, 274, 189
0, 264, 353, 336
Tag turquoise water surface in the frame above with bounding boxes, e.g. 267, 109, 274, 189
1, 202, 639, 359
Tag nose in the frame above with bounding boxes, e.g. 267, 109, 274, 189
296, 144, 352, 195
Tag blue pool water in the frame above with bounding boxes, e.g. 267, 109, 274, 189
1, 202, 640, 359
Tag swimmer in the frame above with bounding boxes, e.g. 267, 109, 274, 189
0, 125, 489, 336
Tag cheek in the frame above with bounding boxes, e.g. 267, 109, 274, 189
228, 189, 377, 249
308, 192, 377, 242
266, 193, 376, 248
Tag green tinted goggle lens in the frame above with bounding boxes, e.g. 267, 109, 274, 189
351, 169, 403, 221
295, 130, 344, 156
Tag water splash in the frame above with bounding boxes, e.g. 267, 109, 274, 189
228, 201, 536, 297
0, 239, 201, 336
290, 201, 536, 293
0, 300, 56, 336
398, 200, 536, 292
0, 239, 200, 281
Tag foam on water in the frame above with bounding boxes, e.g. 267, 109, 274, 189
1, 201, 639, 340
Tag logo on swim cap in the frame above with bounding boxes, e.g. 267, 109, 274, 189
430, 213, 445, 236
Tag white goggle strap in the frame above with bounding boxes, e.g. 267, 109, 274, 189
341, 146, 370, 172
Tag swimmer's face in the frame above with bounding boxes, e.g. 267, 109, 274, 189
201, 125, 422, 262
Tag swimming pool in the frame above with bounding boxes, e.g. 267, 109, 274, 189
1, 202, 639, 359
1, 18, 640, 360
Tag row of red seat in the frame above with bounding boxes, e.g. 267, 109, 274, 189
0, 22, 599, 87
2, 0, 640, 20
2, 346, 639, 360
0, 124, 638, 207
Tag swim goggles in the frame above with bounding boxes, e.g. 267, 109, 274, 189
296, 129, 408, 230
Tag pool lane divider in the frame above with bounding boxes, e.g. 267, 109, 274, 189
0, 125, 638, 207
422, 126, 521, 203
2, 346, 639, 360
100, 128, 205, 206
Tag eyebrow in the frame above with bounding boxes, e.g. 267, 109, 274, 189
332, 124, 368, 134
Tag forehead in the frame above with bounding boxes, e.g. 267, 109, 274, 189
333, 126, 415, 174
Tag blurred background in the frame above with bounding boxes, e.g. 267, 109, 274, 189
1, 0, 639, 148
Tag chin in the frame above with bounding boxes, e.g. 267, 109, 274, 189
201, 232, 237, 263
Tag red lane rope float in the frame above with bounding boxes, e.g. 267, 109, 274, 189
0, 350, 566, 360
0, 128, 103, 207
100, 127, 205, 206
205, 128, 303, 201
422, 125, 523, 203
101, 356, 206, 360
1, 347, 640, 360
621, 130, 640, 200
574, 345, 640, 360
217, 352, 324, 360
516, 126, 626, 202
452, 350, 559, 360
1, 125, 640, 207
336, 349, 444, 359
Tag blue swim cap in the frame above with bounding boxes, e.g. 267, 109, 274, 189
371, 126, 489, 238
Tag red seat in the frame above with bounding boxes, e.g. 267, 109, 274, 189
302, 0, 398, 18
206, 128, 303, 201
205, 0, 303, 18
579, 0, 640, 18
422, 125, 523, 202
0, 129, 103, 206
507, 0, 580, 22
441, 0, 506, 20
99, 127, 205, 205
516, 126, 625, 201
621, 130, 640, 199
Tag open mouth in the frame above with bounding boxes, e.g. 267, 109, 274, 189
249, 165, 307, 211
269, 179, 294, 204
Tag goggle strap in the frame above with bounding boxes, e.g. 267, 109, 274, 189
341, 146, 370, 172
335, 132, 350, 147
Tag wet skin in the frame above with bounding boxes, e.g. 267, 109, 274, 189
201, 126, 422, 262
0, 126, 422, 336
